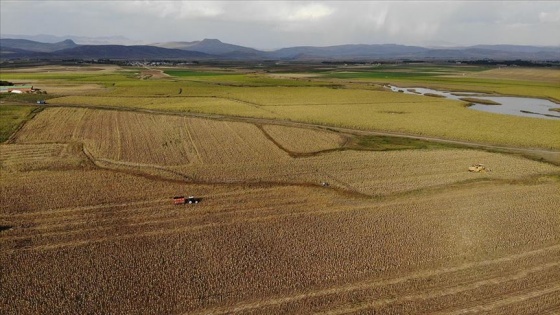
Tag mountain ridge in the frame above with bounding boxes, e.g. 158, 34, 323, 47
1, 36, 558, 61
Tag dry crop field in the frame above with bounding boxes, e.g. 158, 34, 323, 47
1, 64, 560, 314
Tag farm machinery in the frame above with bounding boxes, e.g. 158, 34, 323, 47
173, 196, 201, 205
468, 164, 490, 172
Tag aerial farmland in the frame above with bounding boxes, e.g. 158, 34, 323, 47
1, 62, 559, 314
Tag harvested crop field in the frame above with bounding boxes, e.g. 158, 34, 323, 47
261, 124, 346, 154
174, 149, 560, 196
0, 143, 90, 172
12, 107, 289, 165
1, 166, 559, 314
11, 108, 558, 196
2, 63, 560, 314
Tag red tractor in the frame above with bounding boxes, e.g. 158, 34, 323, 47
173, 196, 201, 205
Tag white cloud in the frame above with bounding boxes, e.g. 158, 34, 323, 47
287, 3, 334, 21
539, 10, 560, 23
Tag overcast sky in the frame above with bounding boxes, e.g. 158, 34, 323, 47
1, 1, 559, 49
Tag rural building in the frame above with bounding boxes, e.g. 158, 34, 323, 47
0, 85, 35, 94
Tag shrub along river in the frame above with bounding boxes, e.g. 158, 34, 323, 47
387, 85, 560, 120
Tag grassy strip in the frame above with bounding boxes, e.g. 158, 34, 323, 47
348, 135, 459, 151
0, 93, 53, 104
164, 70, 234, 77
460, 97, 502, 105
324, 67, 560, 101
0, 105, 42, 142
424, 93, 446, 98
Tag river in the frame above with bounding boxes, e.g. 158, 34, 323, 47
387, 85, 560, 120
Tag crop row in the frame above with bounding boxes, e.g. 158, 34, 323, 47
12, 107, 289, 166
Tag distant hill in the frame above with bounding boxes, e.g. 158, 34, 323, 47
0, 43, 213, 60
1, 37, 558, 61
268, 44, 559, 61
0, 38, 78, 53
469, 45, 560, 54
44, 45, 213, 59
268, 44, 429, 60
152, 38, 263, 58
1, 34, 142, 45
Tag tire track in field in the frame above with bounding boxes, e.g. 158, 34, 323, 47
0, 204, 314, 249
95, 157, 193, 181
2, 193, 316, 237
1, 201, 375, 252
321, 263, 560, 315
0, 195, 336, 252
70, 108, 87, 141
188, 244, 560, 315
184, 119, 203, 164
441, 282, 560, 315
179, 117, 193, 164
2, 186, 316, 219
3, 198, 168, 218
223, 96, 277, 114
3, 184, 559, 252
114, 111, 122, 160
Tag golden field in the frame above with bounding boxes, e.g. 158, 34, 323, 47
10, 107, 558, 196
2, 167, 559, 314
1, 64, 560, 314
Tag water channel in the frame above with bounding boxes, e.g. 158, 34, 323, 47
386, 85, 560, 120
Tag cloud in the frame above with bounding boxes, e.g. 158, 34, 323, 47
115, 1, 334, 23
117, 1, 225, 19
286, 3, 334, 21
1, 1, 559, 48
540, 10, 560, 23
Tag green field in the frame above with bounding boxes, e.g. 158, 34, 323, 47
1, 64, 559, 149
324, 65, 560, 100
0, 105, 40, 142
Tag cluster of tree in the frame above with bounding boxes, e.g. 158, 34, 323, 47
0, 80, 15, 86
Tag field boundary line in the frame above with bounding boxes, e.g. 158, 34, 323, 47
4, 106, 45, 144
188, 244, 560, 315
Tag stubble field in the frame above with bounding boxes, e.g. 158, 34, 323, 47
1, 63, 559, 314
